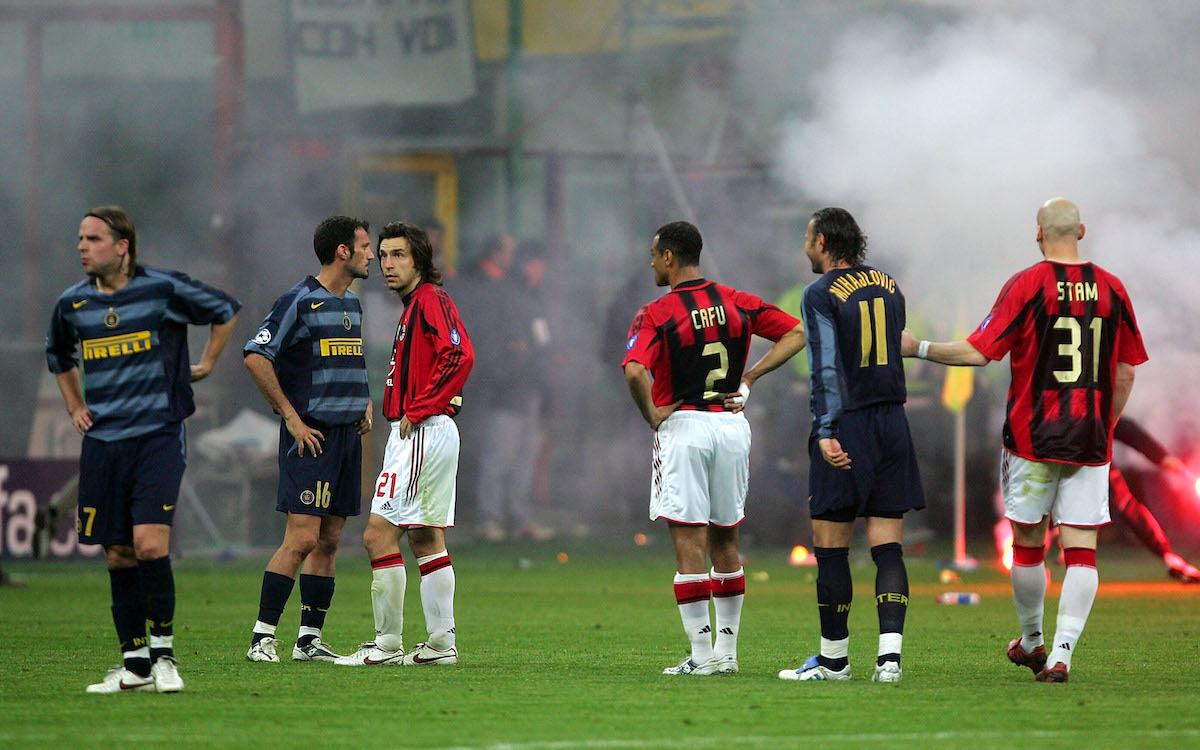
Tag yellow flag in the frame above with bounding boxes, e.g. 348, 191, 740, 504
941, 302, 975, 413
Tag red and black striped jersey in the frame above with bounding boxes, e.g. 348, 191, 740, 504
967, 261, 1147, 465
383, 282, 474, 424
621, 278, 800, 411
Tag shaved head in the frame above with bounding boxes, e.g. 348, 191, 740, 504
1037, 197, 1082, 241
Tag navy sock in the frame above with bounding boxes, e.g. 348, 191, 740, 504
872, 542, 908, 666
254, 571, 295, 645
138, 556, 176, 661
815, 546, 852, 671
109, 566, 150, 676
298, 574, 335, 645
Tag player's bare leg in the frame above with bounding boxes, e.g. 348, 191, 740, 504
403, 526, 458, 664
707, 524, 743, 673
1008, 518, 1050, 677
663, 522, 716, 674
249, 513, 321, 663
291, 515, 345, 661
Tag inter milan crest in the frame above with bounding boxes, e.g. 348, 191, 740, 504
104, 307, 121, 329
299, 489, 316, 506
343, 311, 352, 330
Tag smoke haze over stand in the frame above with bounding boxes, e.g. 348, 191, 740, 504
766, 8, 1200, 441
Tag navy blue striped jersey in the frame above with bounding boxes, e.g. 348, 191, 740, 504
45, 266, 241, 442
244, 276, 369, 428
802, 265, 907, 439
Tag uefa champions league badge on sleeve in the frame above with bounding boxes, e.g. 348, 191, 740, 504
979, 314, 993, 331
626, 333, 638, 351
451, 329, 461, 345
254, 328, 272, 345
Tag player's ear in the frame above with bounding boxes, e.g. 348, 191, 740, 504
1077, 223, 1086, 241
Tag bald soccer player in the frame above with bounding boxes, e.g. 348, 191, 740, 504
901, 198, 1147, 683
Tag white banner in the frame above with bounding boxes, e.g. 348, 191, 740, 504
291, 0, 476, 112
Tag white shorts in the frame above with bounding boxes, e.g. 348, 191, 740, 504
370, 416, 459, 528
650, 410, 750, 527
1000, 450, 1110, 527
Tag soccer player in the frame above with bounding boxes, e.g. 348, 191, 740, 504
902, 197, 1147, 682
46, 206, 241, 693
777, 208, 925, 684
242, 215, 374, 664
335, 221, 473, 667
622, 221, 805, 676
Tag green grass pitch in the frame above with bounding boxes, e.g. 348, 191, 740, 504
2, 540, 1199, 749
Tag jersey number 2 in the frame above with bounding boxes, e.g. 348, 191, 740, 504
858, 298, 888, 367
702, 341, 729, 400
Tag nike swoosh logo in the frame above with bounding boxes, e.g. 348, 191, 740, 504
120, 679, 152, 690
162, 505, 175, 511
311, 301, 326, 309
412, 653, 454, 664
363, 652, 403, 665
72, 300, 88, 309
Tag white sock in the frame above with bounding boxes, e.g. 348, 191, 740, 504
710, 567, 745, 660
820, 636, 849, 661
878, 632, 902, 662
1011, 562, 1047, 651
124, 646, 150, 661
1049, 564, 1098, 670
418, 552, 456, 650
252, 620, 277, 637
297, 626, 321, 642
149, 634, 174, 653
371, 558, 407, 653
673, 572, 713, 663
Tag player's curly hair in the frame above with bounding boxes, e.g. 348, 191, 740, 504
654, 221, 703, 267
378, 221, 444, 287
313, 215, 369, 266
811, 207, 867, 266
85, 205, 137, 278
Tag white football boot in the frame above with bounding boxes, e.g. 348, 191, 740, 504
246, 636, 279, 663
333, 641, 405, 666
778, 655, 851, 681
151, 656, 184, 693
86, 666, 155, 694
292, 638, 341, 662
402, 642, 458, 666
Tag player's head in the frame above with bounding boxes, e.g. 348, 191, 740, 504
313, 216, 371, 274
80, 205, 137, 279
1036, 197, 1085, 249
378, 221, 444, 295
806, 207, 867, 272
651, 221, 702, 286
480, 232, 517, 271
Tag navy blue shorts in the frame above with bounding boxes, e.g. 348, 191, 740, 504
276, 422, 362, 518
77, 422, 187, 546
809, 404, 925, 522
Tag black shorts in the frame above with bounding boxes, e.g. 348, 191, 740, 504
809, 404, 925, 522
276, 422, 362, 518
77, 423, 187, 546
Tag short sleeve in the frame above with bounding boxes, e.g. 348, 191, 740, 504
45, 299, 79, 374
967, 270, 1028, 361
620, 303, 659, 369
244, 289, 305, 362
155, 268, 241, 326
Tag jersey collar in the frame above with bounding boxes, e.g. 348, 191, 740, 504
672, 278, 710, 291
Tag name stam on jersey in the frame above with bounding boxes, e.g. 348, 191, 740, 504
828, 270, 896, 303
1057, 281, 1098, 302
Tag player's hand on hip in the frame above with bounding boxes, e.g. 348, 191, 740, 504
819, 437, 851, 470
724, 381, 751, 414
397, 416, 416, 440
285, 415, 324, 457
650, 400, 684, 430
69, 405, 93, 435
357, 400, 374, 435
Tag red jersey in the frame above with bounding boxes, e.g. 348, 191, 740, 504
967, 260, 1147, 465
383, 282, 474, 423
621, 278, 800, 411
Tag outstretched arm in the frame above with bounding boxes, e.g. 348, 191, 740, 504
900, 329, 989, 366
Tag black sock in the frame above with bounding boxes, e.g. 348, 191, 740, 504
109, 566, 150, 676
253, 571, 295, 645
138, 556, 175, 661
815, 546, 852, 671
298, 574, 335, 646
872, 542, 908, 666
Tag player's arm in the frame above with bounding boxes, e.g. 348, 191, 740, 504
54, 369, 93, 435
1112, 362, 1136, 423
623, 362, 680, 430
400, 295, 475, 439
243, 352, 324, 457
899, 329, 989, 366
725, 322, 806, 413
191, 313, 240, 382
